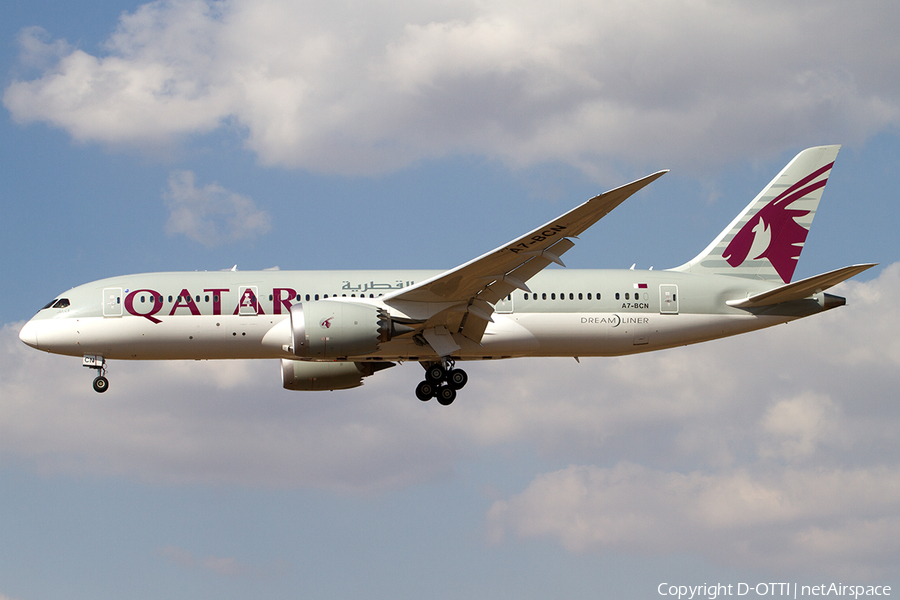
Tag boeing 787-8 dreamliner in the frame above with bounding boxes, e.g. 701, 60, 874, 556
20, 145, 875, 405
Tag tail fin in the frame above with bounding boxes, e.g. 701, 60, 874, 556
672, 145, 840, 283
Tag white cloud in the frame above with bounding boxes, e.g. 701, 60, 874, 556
3, 264, 900, 573
759, 392, 844, 461
163, 170, 271, 246
4, 266, 900, 490
0, 321, 464, 491
5, 0, 900, 176
481, 266, 900, 576
12, 26, 73, 71
486, 462, 900, 577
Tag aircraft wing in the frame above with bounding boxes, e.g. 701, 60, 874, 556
382, 170, 667, 349
726, 263, 877, 308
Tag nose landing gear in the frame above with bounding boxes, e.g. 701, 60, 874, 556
416, 360, 467, 405
83, 355, 109, 393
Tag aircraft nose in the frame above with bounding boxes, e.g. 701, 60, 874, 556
19, 320, 39, 349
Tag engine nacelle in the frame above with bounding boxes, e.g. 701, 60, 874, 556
290, 300, 392, 359
281, 359, 394, 391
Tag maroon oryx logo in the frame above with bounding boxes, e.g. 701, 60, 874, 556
722, 162, 832, 283
320, 317, 333, 329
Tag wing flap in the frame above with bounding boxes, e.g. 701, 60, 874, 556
460, 311, 491, 343
726, 263, 877, 308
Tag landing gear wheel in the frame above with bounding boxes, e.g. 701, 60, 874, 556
425, 364, 445, 384
447, 369, 468, 390
415, 380, 436, 401
436, 386, 456, 406
92, 376, 109, 393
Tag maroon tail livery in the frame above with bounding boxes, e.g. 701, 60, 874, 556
675, 145, 840, 283
723, 161, 833, 283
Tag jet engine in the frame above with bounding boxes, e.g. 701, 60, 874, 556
290, 301, 410, 359
281, 359, 395, 391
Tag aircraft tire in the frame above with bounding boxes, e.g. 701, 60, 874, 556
93, 376, 109, 393
425, 364, 445, 384
415, 380, 435, 401
448, 369, 468, 390
436, 386, 456, 406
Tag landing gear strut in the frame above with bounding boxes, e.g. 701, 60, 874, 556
83, 355, 109, 393
416, 359, 467, 405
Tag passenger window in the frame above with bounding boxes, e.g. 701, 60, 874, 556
626, 293, 630, 300
569, 293, 574, 300
551, 293, 556, 300
578, 293, 583, 300
615, 293, 620, 300
542, 293, 547, 300
587, 293, 592, 300
306, 294, 310, 301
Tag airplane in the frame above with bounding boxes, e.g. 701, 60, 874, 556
19, 145, 875, 405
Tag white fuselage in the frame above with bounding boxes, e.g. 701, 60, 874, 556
19, 267, 835, 364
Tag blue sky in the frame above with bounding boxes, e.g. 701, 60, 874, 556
2, 1, 900, 599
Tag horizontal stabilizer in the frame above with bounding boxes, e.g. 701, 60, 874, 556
726, 263, 877, 308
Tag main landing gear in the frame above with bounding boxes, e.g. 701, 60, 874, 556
416, 360, 468, 406
83, 355, 109, 393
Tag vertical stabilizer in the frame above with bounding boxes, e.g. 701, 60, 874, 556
672, 145, 840, 283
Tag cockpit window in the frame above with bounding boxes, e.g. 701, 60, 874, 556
52, 298, 70, 309
42, 299, 58, 310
